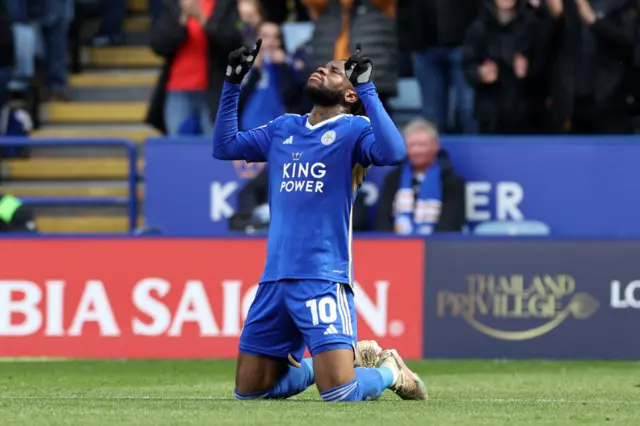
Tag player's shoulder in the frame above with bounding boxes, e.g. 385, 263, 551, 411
343, 114, 371, 127
270, 113, 305, 128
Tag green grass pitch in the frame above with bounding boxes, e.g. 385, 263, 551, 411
0, 359, 638, 425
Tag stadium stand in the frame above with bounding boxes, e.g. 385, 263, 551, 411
2, 0, 157, 233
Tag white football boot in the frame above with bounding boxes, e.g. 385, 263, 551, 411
378, 349, 428, 400
355, 340, 382, 368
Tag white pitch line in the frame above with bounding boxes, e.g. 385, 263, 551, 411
0, 396, 634, 404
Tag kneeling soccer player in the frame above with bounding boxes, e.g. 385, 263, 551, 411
213, 39, 428, 402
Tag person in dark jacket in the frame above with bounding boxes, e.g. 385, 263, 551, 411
544, 0, 639, 134
302, 0, 398, 110
238, 21, 300, 129
146, 0, 243, 135
398, 0, 483, 134
376, 118, 465, 234
0, 0, 14, 109
230, 168, 370, 231
462, 0, 548, 134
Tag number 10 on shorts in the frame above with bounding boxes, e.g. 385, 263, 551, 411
306, 298, 338, 326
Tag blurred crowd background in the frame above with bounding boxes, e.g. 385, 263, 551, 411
0, 0, 639, 235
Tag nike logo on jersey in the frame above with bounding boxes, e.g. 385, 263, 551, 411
283, 136, 293, 144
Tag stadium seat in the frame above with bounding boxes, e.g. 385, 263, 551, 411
282, 22, 314, 53
473, 220, 551, 236
388, 78, 423, 112
36, 215, 143, 233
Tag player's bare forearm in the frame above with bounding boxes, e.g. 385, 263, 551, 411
356, 82, 406, 165
212, 82, 245, 160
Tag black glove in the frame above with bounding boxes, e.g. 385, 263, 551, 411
345, 44, 373, 87
225, 39, 262, 84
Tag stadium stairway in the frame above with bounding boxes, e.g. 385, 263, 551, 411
1, 0, 160, 233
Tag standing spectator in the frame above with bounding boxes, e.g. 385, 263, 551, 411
146, 0, 243, 135
238, 22, 299, 129
462, 0, 548, 134
40, 0, 74, 101
545, 0, 639, 134
4, 0, 37, 99
87, 0, 163, 46
0, 0, 14, 108
376, 119, 466, 234
259, 0, 310, 22
238, 0, 264, 45
398, 0, 482, 133
302, 0, 398, 111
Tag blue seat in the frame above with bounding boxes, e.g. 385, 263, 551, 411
473, 220, 551, 236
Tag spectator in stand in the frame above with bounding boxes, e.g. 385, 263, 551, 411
147, 0, 243, 135
4, 0, 38, 99
238, 0, 264, 46
462, 0, 548, 134
376, 119, 466, 234
544, 0, 638, 134
0, 194, 37, 233
259, 0, 310, 23
398, 0, 482, 133
0, 0, 14, 109
40, 0, 74, 101
238, 21, 299, 129
87, 0, 162, 46
302, 0, 398, 112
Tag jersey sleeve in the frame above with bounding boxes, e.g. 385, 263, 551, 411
212, 81, 274, 163
352, 83, 406, 167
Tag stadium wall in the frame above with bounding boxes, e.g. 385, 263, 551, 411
146, 136, 640, 236
0, 237, 638, 359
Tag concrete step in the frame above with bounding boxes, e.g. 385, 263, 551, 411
83, 46, 162, 68
124, 15, 151, 32
128, 0, 148, 13
41, 101, 148, 124
1, 182, 144, 199
32, 124, 158, 144
68, 86, 153, 102
37, 215, 142, 233
69, 71, 157, 88
2, 157, 144, 180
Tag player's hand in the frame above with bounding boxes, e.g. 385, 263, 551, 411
225, 39, 262, 84
345, 43, 373, 87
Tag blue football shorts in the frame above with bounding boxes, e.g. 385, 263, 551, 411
239, 280, 358, 361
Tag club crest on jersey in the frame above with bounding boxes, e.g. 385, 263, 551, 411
292, 152, 303, 161
321, 130, 336, 146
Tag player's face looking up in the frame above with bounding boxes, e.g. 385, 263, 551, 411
304, 60, 358, 112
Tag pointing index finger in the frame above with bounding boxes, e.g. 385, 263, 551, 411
355, 43, 362, 53
252, 39, 263, 56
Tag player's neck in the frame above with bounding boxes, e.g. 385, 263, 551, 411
308, 106, 345, 126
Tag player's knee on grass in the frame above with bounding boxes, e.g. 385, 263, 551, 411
313, 347, 356, 393
235, 351, 289, 394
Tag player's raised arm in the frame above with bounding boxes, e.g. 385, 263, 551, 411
347, 45, 406, 166
213, 40, 271, 162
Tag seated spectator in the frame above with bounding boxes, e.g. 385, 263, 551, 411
0, 194, 37, 233
376, 119, 466, 234
147, 0, 243, 135
238, 21, 300, 129
462, 0, 547, 134
230, 168, 369, 232
545, 0, 639, 134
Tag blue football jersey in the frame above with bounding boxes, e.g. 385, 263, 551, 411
213, 81, 406, 285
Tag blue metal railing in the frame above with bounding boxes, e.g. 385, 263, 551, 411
0, 138, 139, 232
